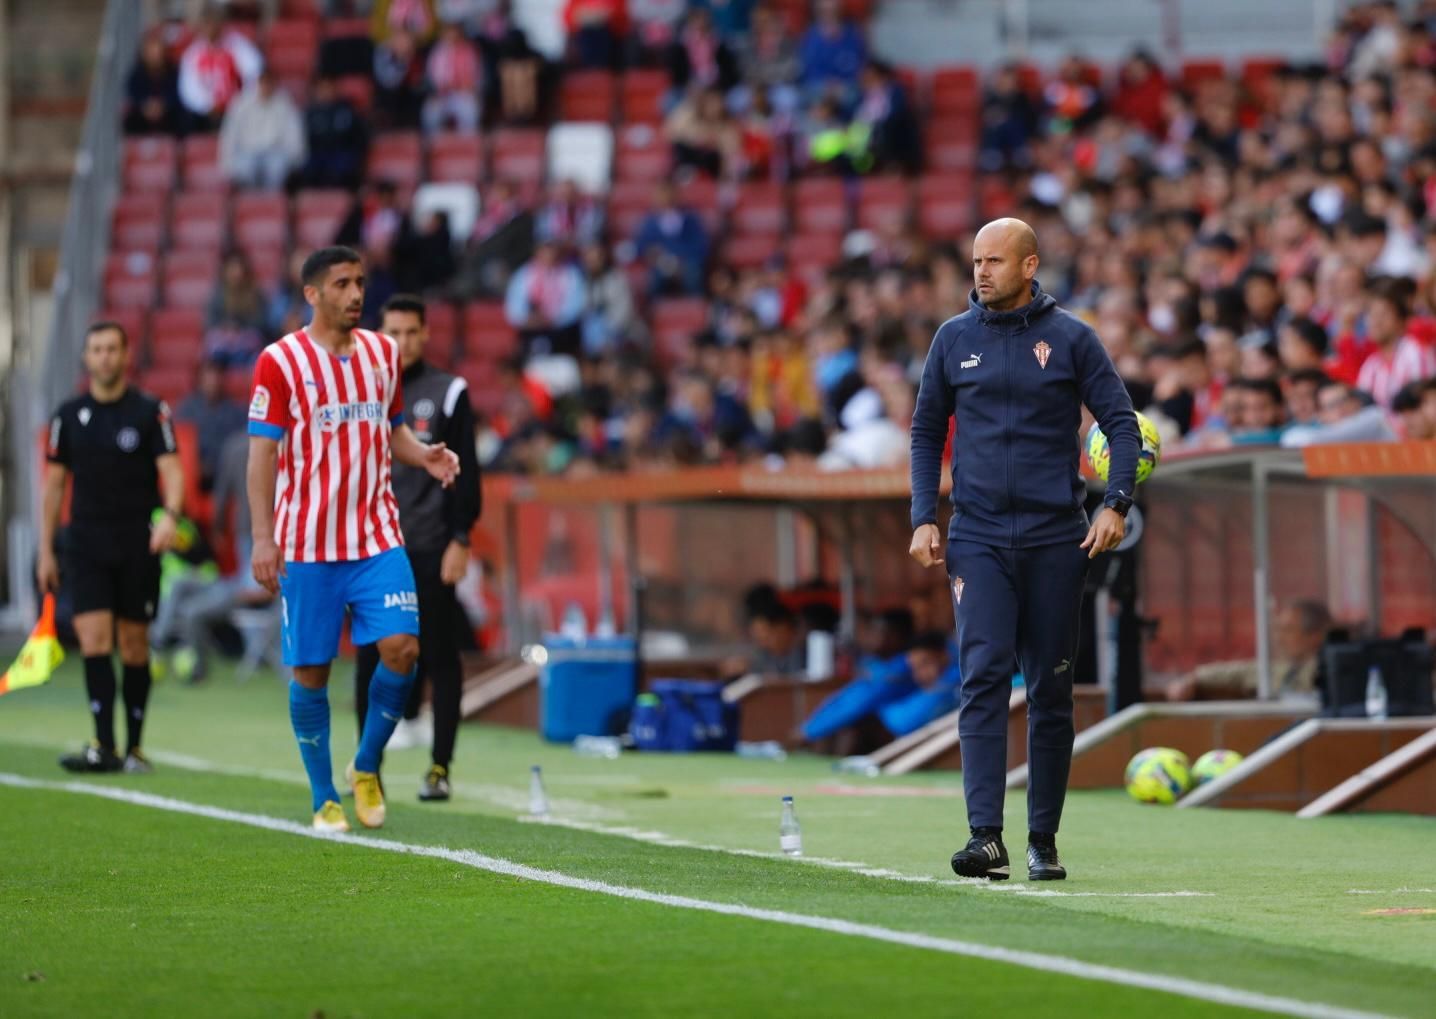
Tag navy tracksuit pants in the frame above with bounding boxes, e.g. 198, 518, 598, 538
948, 539, 1090, 835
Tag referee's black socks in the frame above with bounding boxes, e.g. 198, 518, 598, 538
121, 662, 152, 755
83, 655, 117, 752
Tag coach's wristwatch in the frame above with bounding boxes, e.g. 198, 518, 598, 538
1105, 492, 1132, 518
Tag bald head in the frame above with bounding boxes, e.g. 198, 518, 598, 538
972, 218, 1040, 311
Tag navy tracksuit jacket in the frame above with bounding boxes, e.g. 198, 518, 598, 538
910, 282, 1139, 834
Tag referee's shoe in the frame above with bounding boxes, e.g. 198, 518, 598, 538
950, 828, 1010, 881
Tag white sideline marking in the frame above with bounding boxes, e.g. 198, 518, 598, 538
0, 772, 1387, 1019
1347, 888, 1435, 895
148, 747, 1213, 899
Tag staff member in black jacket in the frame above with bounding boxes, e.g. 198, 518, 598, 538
39, 321, 184, 774
909, 219, 1139, 882
353, 295, 481, 801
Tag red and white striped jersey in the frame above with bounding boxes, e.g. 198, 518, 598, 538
247, 328, 407, 562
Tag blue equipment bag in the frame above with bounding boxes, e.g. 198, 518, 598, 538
539, 635, 638, 742
630, 679, 739, 752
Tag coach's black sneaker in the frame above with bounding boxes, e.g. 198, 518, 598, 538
59, 742, 123, 774
123, 749, 154, 775
419, 764, 451, 802
1027, 834, 1066, 881
950, 828, 1009, 881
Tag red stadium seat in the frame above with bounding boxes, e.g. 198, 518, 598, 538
140, 366, 193, 406
232, 192, 290, 250
895, 66, 924, 110
104, 252, 158, 308
606, 179, 655, 240
785, 232, 843, 278
462, 302, 517, 359
931, 65, 980, 116
294, 188, 352, 249
650, 297, 707, 370
455, 357, 501, 395
123, 136, 178, 193
1181, 58, 1227, 92
264, 19, 319, 78
620, 70, 668, 125
180, 135, 227, 192
425, 302, 459, 366
1013, 62, 1043, 96
149, 329, 205, 371
150, 307, 206, 355
925, 116, 978, 172
163, 254, 220, 309
367, 130, 422, 189
856, 175, 911, 231
916, 173, 974, 238
335, 74, 374, 114
793, 179, 849, 235
94, 308, 150, 356
170, 191, 228, 251
560, 70, 616, 122
731, 182, 786, 235
111, 193, 166, 252
723, 233, 781, 271
428, 133, 483, 184
489, 129, 546, 183
614, 124, 670, 183
324, 16, 368, 38
1241, 56, 1285, 108
243, 246, 286, 291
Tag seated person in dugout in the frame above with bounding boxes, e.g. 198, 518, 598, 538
1165, 600, 1332, 706
800, 610, 926, 748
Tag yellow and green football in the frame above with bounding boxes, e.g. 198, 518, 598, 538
1086, 412, 1162, 484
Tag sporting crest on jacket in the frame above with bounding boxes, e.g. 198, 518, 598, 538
953, 577, 964, 604
1033, 340, 1052, 369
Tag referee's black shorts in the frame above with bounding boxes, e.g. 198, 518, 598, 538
63, 521, 161, 622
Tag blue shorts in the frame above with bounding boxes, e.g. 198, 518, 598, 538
278, 548, 420, 667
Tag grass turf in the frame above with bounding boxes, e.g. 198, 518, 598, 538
1, 659, 1433, 1018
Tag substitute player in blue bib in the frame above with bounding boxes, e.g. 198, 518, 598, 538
909, 218, 1139, 881
247, 247, 460, 832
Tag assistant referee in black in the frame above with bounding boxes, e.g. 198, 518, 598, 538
353, 295, 481, 801
38, 321, 184, 773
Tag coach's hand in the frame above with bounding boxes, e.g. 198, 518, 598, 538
36, 549, 60, 594
252, 536, 285, 596
422, 442, 462, 488
149, 512, 178, 555
1080, 508, 1126, 559
908, 524, 944, 568
441, 540, 469, 586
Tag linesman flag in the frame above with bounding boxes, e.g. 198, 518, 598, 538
0, 595, 64, 696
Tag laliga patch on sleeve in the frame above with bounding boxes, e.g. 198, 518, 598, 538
249, 385, 271, 420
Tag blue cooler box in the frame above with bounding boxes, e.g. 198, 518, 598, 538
539, 635, 638, 742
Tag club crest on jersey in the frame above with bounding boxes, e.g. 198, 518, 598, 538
116, 427, 140, 452
413, 398, 435, 421
78, 407, 92, 426
1033, 340, 1052, 369
249, 385, 271, 420
384, 591, 419, 611
953, 577, 964, 604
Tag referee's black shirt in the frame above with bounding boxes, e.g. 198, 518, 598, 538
47, 389, 178, 528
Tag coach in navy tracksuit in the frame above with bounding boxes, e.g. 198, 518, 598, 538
909, 218, 1139, 882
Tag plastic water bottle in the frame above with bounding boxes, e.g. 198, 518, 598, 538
528, 765, 550, 817
560, 602, 588, 641
779, 796, 803, 857
573, 735, 623, 759
736, 740, 788, 761
1365, 667, 1388, 720
833, 755, 881, 777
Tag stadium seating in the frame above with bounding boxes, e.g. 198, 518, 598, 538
367, 131, 423, 190
620, 71, 668, 125
180, 135, 227, 192
232, 193, 289, 251
294, 188, 350, 249
559, 70, 617, 123
548, 123, 615, 196
163, 253, 220, 309
123, 137, 178, 193
428, 133, 484, 184
613, 124, 670, 183
111, 194, 165, 252
793, 179, 849, 235
490, 129, 547, 183
463, 302, 518, 360
170, 192, 228, 252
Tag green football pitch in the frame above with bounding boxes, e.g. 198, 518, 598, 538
1, 660, 1433, 1018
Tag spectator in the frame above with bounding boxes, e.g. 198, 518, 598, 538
579, 243, 639, 357
301, 76, 369, 189
627, 0, 686, 67
563, 0, 627, 69
395, 209, 458, 295
633, 181, 710, 296
804, 94, 869, 175
1283, 368, 1331, 427
505, 239, 587, 358
853, 60, 921, 174
267, 250, 311, 336
174, 360, 247, 491
665, 87, 742, 178
1230, 377, 1287, 444
203, 251, 270, 366
655, 369, 756, 459
1110, 49, 1167, 137
423, 22, 483, 134
1281, 381, 1398, 446
125, 35, 185, 136
218, 71, 306, 191
374, 27, 427, 129
979, 63, 1039, 171
177, 11, 262, 127
450, 178, 535, 300
1392, 379, 1436, 440
692, 0, 754, 41
1277, 317, 1330, 372
734, 2, 800, 113
1355, 284, 1436, 407
1043, 56, 1103, 133
797, 0, 866, 105
667, 8, 738, 94
371, 0, 438, 45
535, 180, 606, 249
476, 1, 543, 125
1167, 600, 1331, 704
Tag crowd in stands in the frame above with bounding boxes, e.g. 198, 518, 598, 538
111, 0, 1436, 489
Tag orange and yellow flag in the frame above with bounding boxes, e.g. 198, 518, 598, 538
0, 595, 64, 696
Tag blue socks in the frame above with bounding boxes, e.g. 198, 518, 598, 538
289, 682, 340, 812
354, 663, 416, 774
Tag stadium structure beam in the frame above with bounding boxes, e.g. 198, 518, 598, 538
1251, 458, 1273, 700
